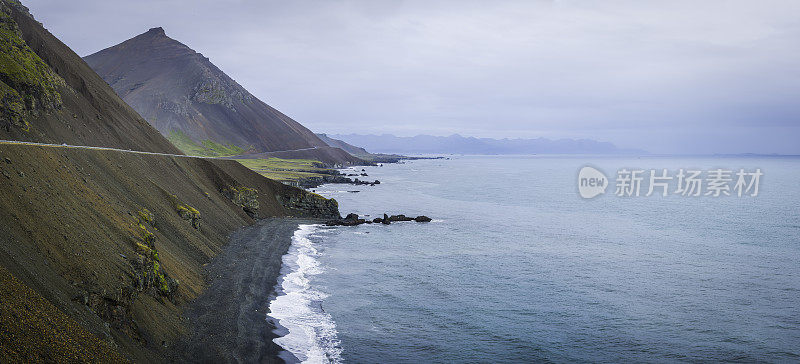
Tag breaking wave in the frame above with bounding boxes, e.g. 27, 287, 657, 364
268, 224, 342, 363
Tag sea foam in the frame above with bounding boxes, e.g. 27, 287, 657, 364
268, 224, 342, 363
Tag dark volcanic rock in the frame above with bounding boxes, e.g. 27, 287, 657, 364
297, 173, 381, 189
326, 213, 365, 226
388, 214, 414, 222
276, 190, 339, 219
327, 212, 432, 227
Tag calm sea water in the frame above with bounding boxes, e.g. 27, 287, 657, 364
269, 155, 800, 363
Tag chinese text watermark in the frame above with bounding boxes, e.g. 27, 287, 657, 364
578, 166, 762, 198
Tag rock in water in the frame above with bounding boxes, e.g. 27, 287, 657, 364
388, 214, 414, 222
327, 212, 432, 226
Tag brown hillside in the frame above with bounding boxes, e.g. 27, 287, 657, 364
0, 1, 340, 361
84, 27, 361, 165
0, 143, 338, 361
0, 1, 180, 153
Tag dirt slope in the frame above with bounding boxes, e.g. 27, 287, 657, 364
0, 1, 340, 361
0, 143, 338, 361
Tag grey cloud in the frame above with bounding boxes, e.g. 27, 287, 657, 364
24, 0, 800, 154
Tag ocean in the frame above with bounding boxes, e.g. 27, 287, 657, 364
268, 155, 800, 363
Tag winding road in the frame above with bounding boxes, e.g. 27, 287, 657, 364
0, 139, 319, 160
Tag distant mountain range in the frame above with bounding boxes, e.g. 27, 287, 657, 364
328, 134, 644, 155
83, 27, 358, 164
316, 133, 370, 156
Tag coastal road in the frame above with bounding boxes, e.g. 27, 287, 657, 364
0, 139, 319, 160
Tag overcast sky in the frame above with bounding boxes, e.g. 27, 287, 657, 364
23, 0, 800, 154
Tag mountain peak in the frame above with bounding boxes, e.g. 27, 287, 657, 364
83, 28, 358, 161
145, 27, 166, 37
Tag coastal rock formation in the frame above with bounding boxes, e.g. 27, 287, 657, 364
326, 213, 432, 227
388, 214, 414, 222
293, 171, 381, 188
326, 213, 367, 226
276, 190, 340, 219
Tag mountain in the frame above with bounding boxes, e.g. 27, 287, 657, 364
316, 133, 370, 156
0, 6, 179, 153
317, 132, 418, 163
83, 27, 359, 164
330, 133, 644, 155
0, 2, 339, 361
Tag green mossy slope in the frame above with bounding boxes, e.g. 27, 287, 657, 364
0, 144, 339, 362
167, 129, 247, 157
0, 1, 64, 131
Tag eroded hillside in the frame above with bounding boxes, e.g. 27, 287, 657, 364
0, 1, 340, 361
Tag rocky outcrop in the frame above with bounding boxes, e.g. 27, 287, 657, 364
327, 213, 432, 227
168, 194, 201, 229
222, 185, 259, 217
0, 1, 65, 131
132, 209, 179, 299
276, 190, 340, 219
327, 213, 367, 226
296, 173, 380, 189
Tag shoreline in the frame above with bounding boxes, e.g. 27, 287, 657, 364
267, 224, 344, 363
174, 218, 317, 363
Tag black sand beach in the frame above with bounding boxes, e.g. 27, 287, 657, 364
174, 218, 311, 363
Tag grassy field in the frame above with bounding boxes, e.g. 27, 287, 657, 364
167, 130, 247, 157
235, 158, 330, 184
165, 130, 334, 185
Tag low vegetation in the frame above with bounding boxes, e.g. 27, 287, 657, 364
167, 129, 247, 157
168, 194, 201, 229
135, 209, 176, 297
235, 157, 331, 185
222, 185, 259, 216
0, 1, 65, 131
